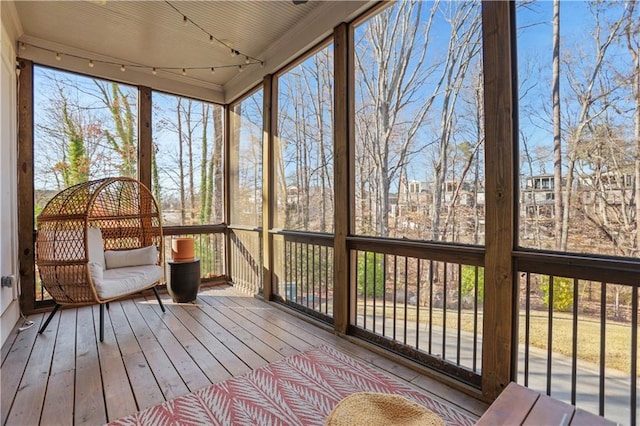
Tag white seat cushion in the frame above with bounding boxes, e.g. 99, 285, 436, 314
93, 264, 163, 300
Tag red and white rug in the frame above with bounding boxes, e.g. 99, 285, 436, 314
109, 345, 475, 425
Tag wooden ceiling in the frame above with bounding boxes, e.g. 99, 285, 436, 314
9, 0, 372, 103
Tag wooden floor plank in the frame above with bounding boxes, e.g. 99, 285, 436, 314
1, 317, 23, 366
107, 301, 165, 412
49, 308, 76, 374
180, 302, 269, 370
142, 295, 233, 384
120, 299, 190, 400
122, 350, 166, 411
74, 305, 107, 425
134, 298, 211, 392
40, 369, 74, 426
202, 291, 314, 353
94, 304, 138, 422
166, 303, 252, 377
197, 300, 289, 362
1, 313, 43, 425
6, 313, 59, 426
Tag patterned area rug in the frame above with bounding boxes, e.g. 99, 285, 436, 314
109, 345, 475, 426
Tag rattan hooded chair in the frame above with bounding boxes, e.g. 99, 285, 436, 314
36, 177, 165, 341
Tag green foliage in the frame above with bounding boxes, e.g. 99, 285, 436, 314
461, 265, 484, 300
69, 136, 89, 185
539, 276, 574, 312
356, 252, 384, 298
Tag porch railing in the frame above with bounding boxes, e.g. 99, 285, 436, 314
271, 230, 334, 324
348, 236, 485, 388
516, 251, 639, 426
228, 226, 263, 295
163, 225, 226, 283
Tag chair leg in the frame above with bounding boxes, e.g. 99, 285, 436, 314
38, 304, 61, 334
152, 286, 166, 313
99, 303, 104, 342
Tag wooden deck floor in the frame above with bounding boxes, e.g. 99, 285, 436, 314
1, 285, 487, 425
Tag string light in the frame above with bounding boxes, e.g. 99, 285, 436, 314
19, 42, 263, 74
163, 1, 260, 65
182, 68, 187, 76
245, 56, 250, 64
238, 65, 243, 72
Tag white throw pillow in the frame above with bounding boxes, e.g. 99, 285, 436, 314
87, 227, 105, 270
104, 245, 158, 269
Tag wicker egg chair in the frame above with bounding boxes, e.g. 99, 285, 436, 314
36, 177, 165, 341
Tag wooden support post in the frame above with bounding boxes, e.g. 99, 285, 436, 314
17, 59, 36, 314
225, 105, 233, 283
333, 22, 354, 334
481, 1, 517, 401
138, 86, 152, 189
262, 75, 275, 300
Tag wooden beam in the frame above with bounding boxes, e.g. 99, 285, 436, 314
481, 1, 517, 401
224, 104, 233, 283
261, 75, 274, 300
137, 86, 152, 189
333, 22, 354, 334
17, 59, 36, 313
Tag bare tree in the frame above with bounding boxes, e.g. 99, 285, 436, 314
355, 0, 441, 237
559, 1, 629, 251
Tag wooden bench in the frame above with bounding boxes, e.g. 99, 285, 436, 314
476, 382, 616, 425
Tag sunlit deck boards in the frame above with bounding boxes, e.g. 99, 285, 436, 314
1, 285, 487, 425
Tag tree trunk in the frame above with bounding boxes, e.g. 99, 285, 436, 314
200, 103, 210, 224
552, 0, 563, 250
177, 98, 186, 225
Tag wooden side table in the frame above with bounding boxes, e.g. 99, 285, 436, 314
167, 258, 201, 303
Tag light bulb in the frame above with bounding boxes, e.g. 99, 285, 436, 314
120, 64, 126, 72
183, 15, 188, 25
210, 67, 215, 74
230, 49, 237, 56
209, 35, 214, 44
260, 62, 265, 68
238, 65, 243, 72
182, 68, 187, 76
55, 52, 61, 61
152, 67, 157, 75
88, 60, 94, 68
245, 56, 250, 64
19, 42, 26, 51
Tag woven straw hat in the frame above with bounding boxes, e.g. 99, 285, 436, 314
325, 392, 445, 426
